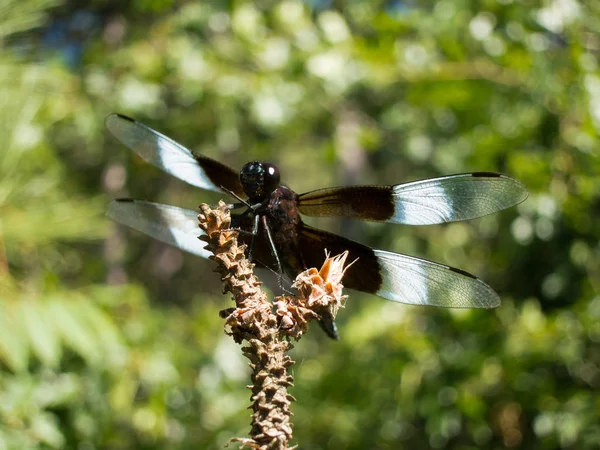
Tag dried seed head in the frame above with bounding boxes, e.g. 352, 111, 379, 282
275, 251, 354, 340
293, 250, 352, 317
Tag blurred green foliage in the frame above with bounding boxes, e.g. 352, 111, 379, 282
1, 0, 599, 448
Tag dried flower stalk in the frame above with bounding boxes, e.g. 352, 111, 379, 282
197, 201, 351, 450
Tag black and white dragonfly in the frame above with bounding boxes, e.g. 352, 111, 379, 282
106, 114, 528, 338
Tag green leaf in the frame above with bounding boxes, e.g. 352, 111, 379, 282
0, 302, 29, 372
74, 294, 127, 368
47, 296, 101, 366
21, 298, 61, 368
29, 412, 65, 449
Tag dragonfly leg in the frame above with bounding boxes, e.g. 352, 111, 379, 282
219, 186, 251, 207
262, 215, 283, 275
247, 213, 261, 262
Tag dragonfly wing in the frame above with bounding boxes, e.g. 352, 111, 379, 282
298, 172, 528, 225
105, 114, 244, 197
107, 199, 211, 259
298, 224, 500, 308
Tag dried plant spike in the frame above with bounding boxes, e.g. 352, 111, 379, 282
197, 203, 351, 449
198, 202, 295, 449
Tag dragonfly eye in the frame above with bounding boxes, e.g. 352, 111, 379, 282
262, 163, 280, 194
240, 161, 280, 200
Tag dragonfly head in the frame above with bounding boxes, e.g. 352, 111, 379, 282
240, 161, 280, 201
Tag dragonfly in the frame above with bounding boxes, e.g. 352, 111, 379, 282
106, 113, 528, 339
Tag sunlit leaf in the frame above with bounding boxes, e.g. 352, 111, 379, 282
21, 298, 61, 368
0, 302, 29, 372
47, 296, 101, 367
29, 412, 65, 449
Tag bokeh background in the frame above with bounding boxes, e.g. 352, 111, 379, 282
1, 0, 599, 449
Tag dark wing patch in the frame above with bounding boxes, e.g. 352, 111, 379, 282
298, 186, 394, 221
